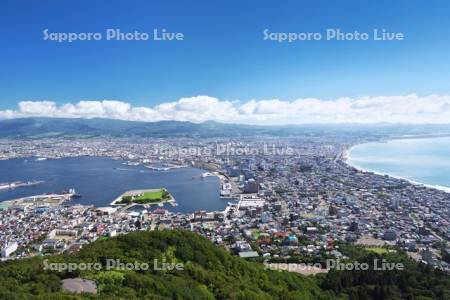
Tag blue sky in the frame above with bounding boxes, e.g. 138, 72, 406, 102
0, 0, 450, 124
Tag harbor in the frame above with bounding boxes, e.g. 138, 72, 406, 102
1, 188, 78, 209
193, 172, 242, 198
0, 157, 226, 213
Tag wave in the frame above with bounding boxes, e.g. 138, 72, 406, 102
344, 140, 450, 194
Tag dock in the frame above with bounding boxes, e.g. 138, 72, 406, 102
0, 180, 43, 191
2, 189, 77, 208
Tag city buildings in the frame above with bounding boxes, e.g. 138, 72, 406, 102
0, 135, 449, 272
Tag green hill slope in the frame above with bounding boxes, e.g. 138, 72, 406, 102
0, 230, 331, 300
1, 230, 449, 299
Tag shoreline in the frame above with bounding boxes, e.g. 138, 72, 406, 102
343, 139, 450, 194
0, 157, 224, 213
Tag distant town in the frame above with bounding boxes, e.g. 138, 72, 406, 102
0, 134, 449, 273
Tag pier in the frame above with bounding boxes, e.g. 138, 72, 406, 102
2, 189, 77, 208
0, 180, 43, 191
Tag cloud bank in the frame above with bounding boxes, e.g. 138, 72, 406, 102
1, 94, 450, 124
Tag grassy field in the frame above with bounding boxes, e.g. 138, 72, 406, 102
135, 190, 165, 201
119, 189, 171, 204
365, 247, 388, 254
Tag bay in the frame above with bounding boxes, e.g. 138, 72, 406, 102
0, 157, 228, 213
347, 137, 450, 190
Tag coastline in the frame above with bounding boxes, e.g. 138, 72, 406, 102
0, 156, 226, 213
343, 140, 450, 194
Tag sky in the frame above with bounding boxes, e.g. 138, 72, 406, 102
1, 0, 450, 124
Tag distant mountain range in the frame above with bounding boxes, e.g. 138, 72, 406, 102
0, 118, 255, 138
0, 117, 450, 138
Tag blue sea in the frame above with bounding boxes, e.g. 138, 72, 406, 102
0, 157, 228, 213
347, 137, 450, 190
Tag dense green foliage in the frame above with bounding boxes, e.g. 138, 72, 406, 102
1, 230, 449, 299
318, 244, 450, 300
0, 230, 330, 300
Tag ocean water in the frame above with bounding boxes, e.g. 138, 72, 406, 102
347, 137, 450, 190
0, 157, 227, 213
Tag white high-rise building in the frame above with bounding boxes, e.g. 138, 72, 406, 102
2, 241, 18, 258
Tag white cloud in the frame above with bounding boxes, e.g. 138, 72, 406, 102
18, 101, 57, 115
1, 94, 450, 124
